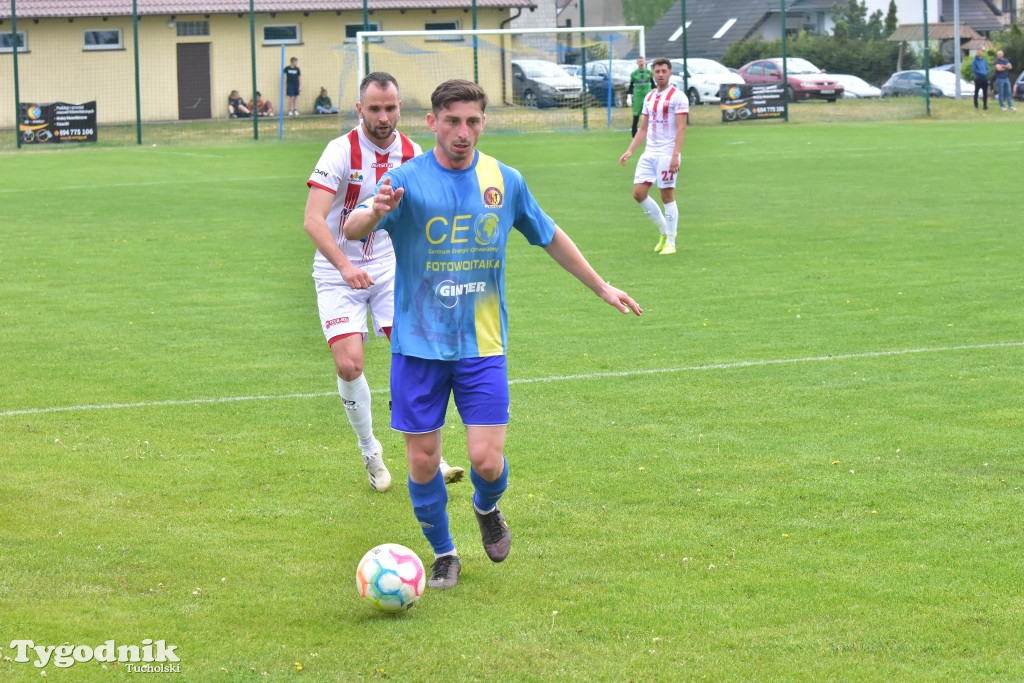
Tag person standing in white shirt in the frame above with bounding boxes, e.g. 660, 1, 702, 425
303, 72, 464, 492
619, 57, 689, 255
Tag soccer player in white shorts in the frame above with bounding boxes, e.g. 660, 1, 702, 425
619, 56, 689, 255
303, 72, 463, 493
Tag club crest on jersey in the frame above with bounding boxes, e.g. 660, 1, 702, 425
475, 213, 500, 246
347, 170, 364, 184
483, 186, 503, 208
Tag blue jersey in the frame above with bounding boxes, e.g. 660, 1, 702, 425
373, 149, 556, 360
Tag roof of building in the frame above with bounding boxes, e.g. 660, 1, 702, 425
643, 0, 1009, 64
2, 0, 534, 19
887, 22, 984, 42
644, 0, 777, 62
939, 0, 1007, 33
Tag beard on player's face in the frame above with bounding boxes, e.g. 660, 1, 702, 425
364, 119, 395, 142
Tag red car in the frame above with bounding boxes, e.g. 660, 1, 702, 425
737, 58, 843, 102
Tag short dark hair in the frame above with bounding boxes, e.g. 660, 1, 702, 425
650, 57, 672, 70
430, 79, 488, 116
360, 72, 400, 99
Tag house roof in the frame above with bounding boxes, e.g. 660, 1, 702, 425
645, 0, 777, 62
1, 0, 535, 20
643, 0, 1010, 64
887, 22, 984, 42
939, 0, 1007, 33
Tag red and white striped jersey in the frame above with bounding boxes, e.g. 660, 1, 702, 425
642, 86, 688, 156
307, 125, 421, 273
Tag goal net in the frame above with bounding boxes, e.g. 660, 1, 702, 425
351, 26, 645, 135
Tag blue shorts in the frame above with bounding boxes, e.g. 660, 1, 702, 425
390, 354, 510, 433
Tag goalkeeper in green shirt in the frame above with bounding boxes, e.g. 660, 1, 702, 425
627, 56, 654, 137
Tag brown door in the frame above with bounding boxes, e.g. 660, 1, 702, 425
177, 43, 211, 119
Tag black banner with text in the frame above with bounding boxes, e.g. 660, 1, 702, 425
719, 85, 787, 123
20, 102, 98, 144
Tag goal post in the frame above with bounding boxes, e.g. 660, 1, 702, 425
353, 25, 646, 133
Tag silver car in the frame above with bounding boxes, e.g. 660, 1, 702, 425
511, 60, 584, 108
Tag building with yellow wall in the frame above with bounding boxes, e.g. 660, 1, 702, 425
1, 1, 539, 127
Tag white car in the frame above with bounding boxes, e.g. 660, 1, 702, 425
669, 57, 745, 104
928, 69, 975, 98
831, 74, 881, 98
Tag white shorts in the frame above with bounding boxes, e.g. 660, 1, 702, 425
314, 259, 395, 346
633, 151, 679, 189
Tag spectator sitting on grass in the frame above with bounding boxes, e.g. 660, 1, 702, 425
228, 90, 251, 118
315, 88, 339, 114
248, 91, 274, 117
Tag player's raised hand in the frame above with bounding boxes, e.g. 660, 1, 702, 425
371, 176, 405, 217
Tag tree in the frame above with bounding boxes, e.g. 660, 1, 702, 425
884, 1, 899, 36
832, 0, 870, 40
622, 0, 676, 30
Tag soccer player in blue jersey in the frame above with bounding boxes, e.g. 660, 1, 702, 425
345, 79, 642, 589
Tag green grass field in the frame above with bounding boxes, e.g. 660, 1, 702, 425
1, 112, 1023, 681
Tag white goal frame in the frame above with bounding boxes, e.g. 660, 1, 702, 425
355, 25, 646, 83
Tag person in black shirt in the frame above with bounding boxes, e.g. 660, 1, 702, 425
228, 90, 251, 118
285, 57, 302, 115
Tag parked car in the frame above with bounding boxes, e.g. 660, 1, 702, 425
510, 59, 584, 108
582, 59, 633, 107
880, 69, 973, 98
669, 57, 745, 104
559, 63, 582, 79
1013, 71, 1024, 100
736, 57, 843, 102
831, 74, 881, 98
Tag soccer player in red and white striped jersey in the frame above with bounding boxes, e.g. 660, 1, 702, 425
619, 57, 688, 255
303, 72, 463, 493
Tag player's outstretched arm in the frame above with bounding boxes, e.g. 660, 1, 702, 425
544, 227, 642, 316
344, 176, 405, 241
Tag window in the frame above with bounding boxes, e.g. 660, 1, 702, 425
668, 21, 692, 42
712, 18, 737, 40
346, 22, 380, 43
263, 24, 301, 45
177, 21, 210, 37
425, 20, 462, 42
0, 31, 28, 53
83, 29, 122, 50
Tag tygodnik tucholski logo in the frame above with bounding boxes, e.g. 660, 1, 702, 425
5, 639, 180, 672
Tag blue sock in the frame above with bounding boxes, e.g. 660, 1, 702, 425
471, 457, 508, 513
408, 470, 454, 555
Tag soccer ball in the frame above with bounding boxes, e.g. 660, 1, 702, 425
356, 543, 426, 612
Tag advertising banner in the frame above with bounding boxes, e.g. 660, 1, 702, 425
20, 102, 98, 144
719, 85, 787, 123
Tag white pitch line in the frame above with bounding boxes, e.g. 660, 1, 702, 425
0, 175, 297, 194
1, 341, 1021, 418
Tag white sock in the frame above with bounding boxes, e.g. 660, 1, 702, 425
663, 201, 678, 246
639, 196, 667, 235
338, 374, 375, 453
